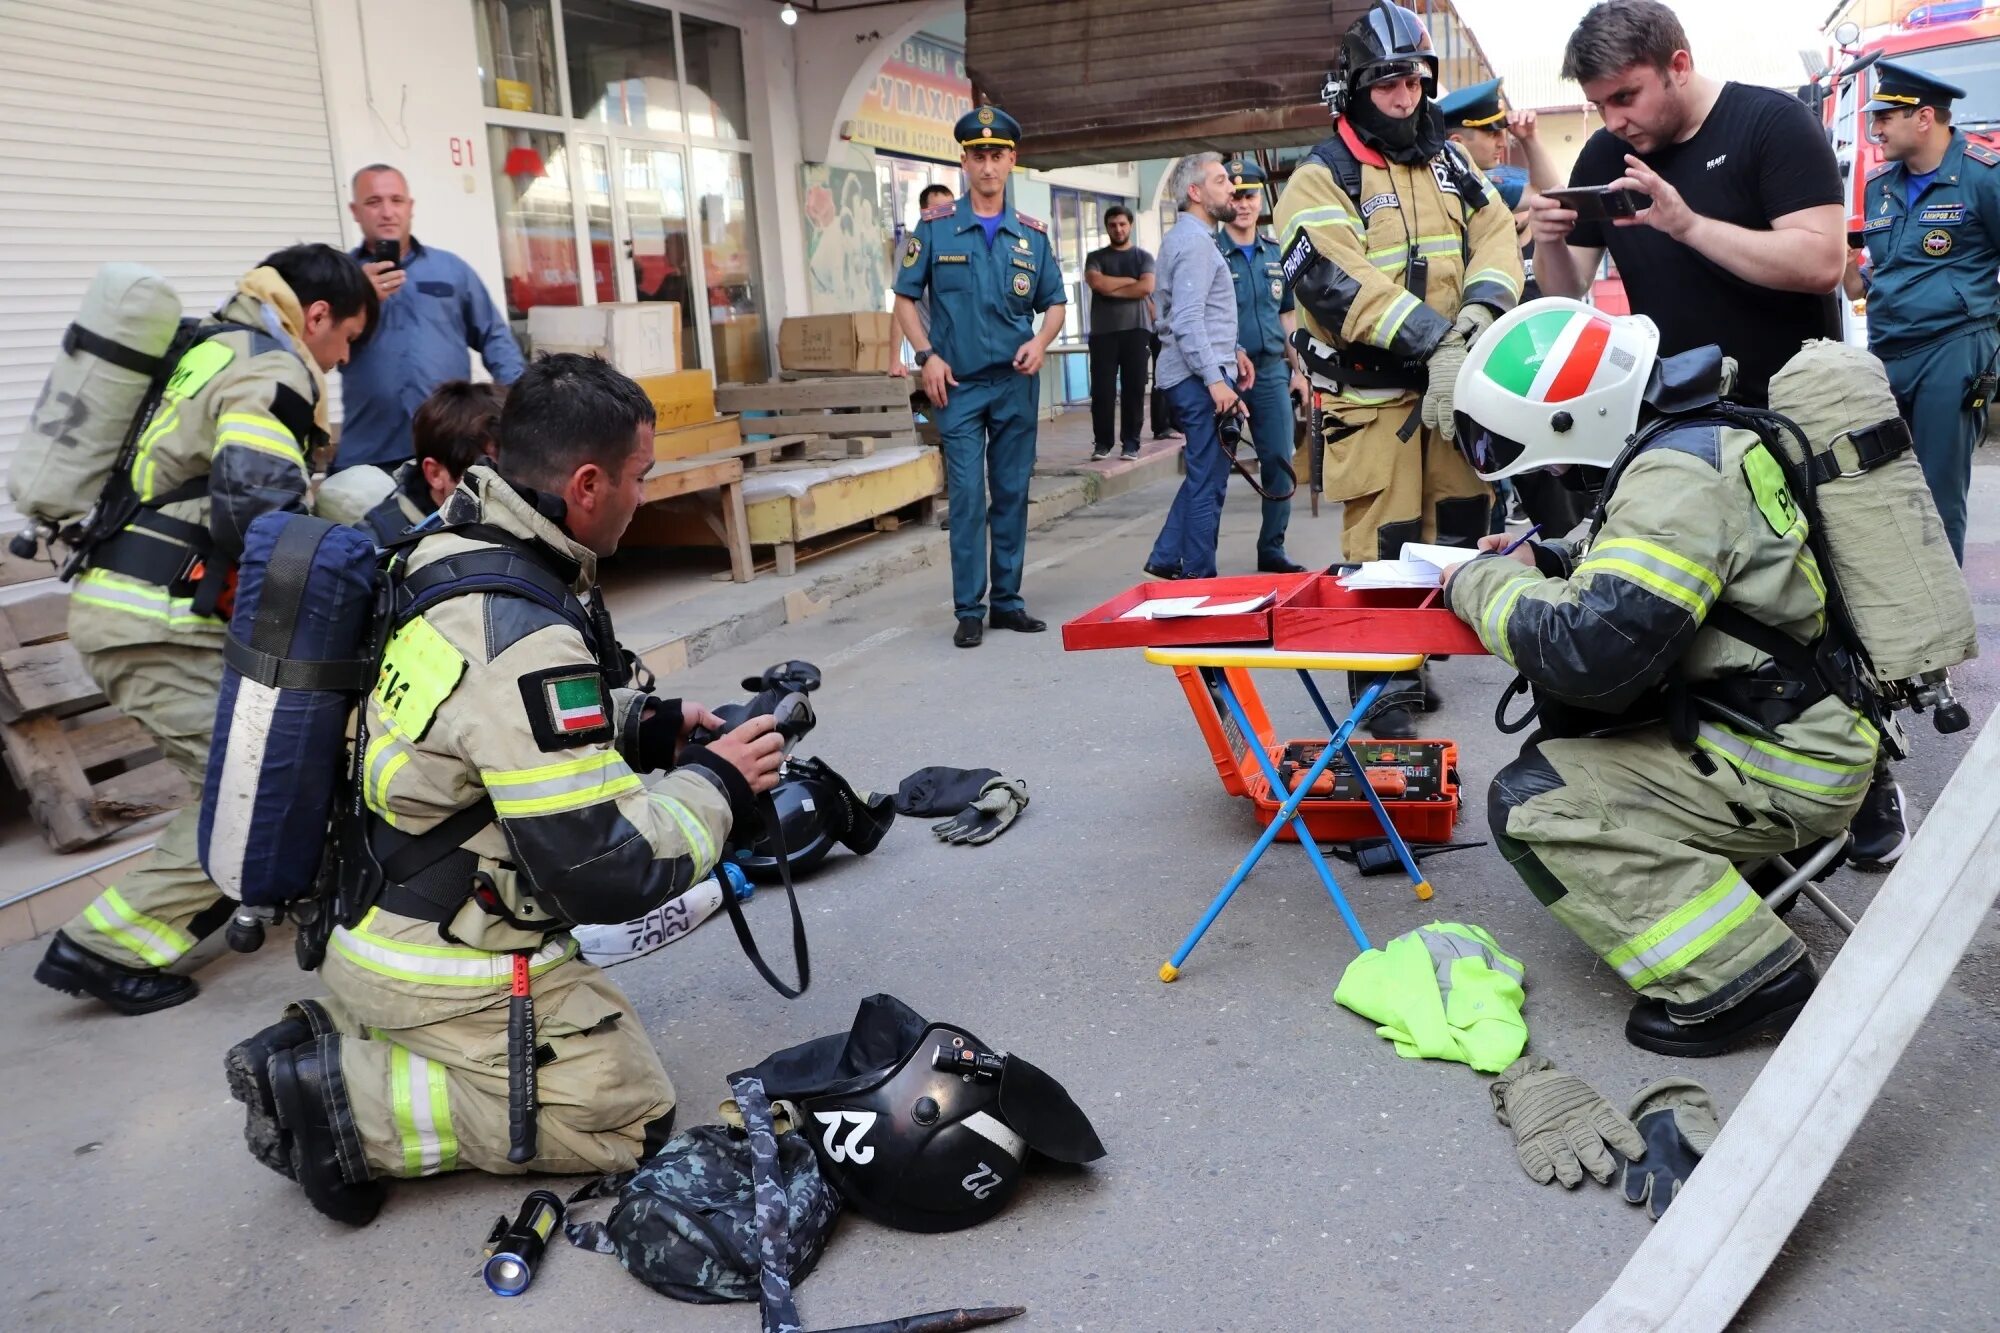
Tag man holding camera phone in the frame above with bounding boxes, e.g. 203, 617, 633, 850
1528, 1, 1845, 405
341, 164, 525, 472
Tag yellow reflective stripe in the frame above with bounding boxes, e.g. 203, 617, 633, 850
215, 428, 304, 463
1607, 868, 1758, 988
130, 404, 181, 502
72, 569, 225, 632
485, 751, 641, 818
1282, 205, 1363, 242
391, 1046, 457, 1176
1371, 291, 1420, 347
649, 790, 717, 873
1336, 386, 1404, 405
391, 1045, 421, 1175
1465, 266, 1522, 295
1695, 722, 1877, 798
82, 886, 195, 967
1579, 537, 1720, 618
1480, 570, 1538, 666
329, 922, 575, 986
428, 1057, 458, 1173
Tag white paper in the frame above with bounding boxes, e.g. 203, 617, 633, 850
1337, 542, 1481, 590
1121, 591, 1277, 620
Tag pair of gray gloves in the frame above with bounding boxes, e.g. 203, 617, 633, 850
1489, 1054, 1720, 1220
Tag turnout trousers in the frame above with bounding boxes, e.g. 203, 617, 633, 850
301, 907, 676, 1180
1490, 725, 1870, 1019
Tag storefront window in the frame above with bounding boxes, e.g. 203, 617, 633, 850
475, 0, 561, 114
487, 126, 580, 318
682, 15, 748, 141
693, 148, 767, 382
563, 0, 681, 133
621, 146, 700, 364
579, 142, 619, 304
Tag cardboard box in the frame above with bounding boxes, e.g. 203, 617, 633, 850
528, 302, 680, 378
637, 369, 717, 431
652, 415, 741, 462
778, 313, 894, 374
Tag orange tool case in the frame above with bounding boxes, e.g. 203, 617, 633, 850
1170, 665, 1462, 844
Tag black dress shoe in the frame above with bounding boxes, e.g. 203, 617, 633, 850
1626, 957, 1818, 1058
954, 617, 984, 648
34, 931, 197, 1015
1090, 444, 1113, 461
1848, 772, 1908, 871
226, 1014, 319, 1178
1143, 561, 1182, 581
989, 608, 1047, 633
1257, 555, 1308, 574
269, 1038, 386, 1226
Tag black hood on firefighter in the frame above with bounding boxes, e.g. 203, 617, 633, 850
1348, 95, 1448, 164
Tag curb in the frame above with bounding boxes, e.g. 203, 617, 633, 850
632, 443, 1183, 679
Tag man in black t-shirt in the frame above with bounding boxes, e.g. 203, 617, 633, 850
1528, 0, 1845, 403
1084, 207, 1157, 459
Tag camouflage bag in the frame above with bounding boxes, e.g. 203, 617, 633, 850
566, 1075, 839, 1327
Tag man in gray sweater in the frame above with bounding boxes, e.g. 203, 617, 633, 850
1145, 153, 1253, 580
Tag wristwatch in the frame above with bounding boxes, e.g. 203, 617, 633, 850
915, 349, 934, 368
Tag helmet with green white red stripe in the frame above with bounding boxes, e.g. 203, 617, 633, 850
1452, 297, 1660, 481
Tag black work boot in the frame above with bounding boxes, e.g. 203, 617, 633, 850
953, 616, 984, 648
1352, 672, 1421, 741
225, 1002, 333, 1179
1847, 763, 1908, 871
33, 931, 197, 1015
1625, 956, 1818, 1058
1418, 662, 1442, 713
269, 1036, 385, 1226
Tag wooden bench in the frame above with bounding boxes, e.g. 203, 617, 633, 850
640, 455, 753, 583
0, 576, 187, 853
717, 376, 920, 454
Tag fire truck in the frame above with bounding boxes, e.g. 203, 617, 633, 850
1806, 1, 2000, 339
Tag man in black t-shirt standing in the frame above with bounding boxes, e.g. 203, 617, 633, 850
1084, 207, 1156, 459
1527, 3, 1909, 882
1528, 0, 1845, 404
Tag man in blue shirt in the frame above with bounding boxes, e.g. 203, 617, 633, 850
892, 108, 1067, 648
1217, 156, 1306, 573
340, 163, 525, 471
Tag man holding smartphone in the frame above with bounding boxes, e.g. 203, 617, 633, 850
340, 163, 525, 472
1527, 1, 1845, 405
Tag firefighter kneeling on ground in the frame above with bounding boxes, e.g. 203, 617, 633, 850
225, 355, 785, 1225
1438, 299, 1879, 1058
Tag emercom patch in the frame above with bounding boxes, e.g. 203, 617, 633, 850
1743, 444, 1804, 541
518, 665, 614, 752
164, 340, 236, 404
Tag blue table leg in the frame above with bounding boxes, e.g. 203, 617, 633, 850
1297, 670, 1433, 900
1160, 675, 1374, 981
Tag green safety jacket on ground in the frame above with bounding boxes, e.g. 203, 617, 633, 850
69, 272, 326, 657
1334, 921, 1527, 1072
1443, 417, 1881, 801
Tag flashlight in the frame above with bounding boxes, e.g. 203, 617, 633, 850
483, 1189, 565, 1296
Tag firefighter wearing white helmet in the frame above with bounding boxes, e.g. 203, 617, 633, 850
1438, 298, 1878, 1058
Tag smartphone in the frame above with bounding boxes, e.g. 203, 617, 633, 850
1543, 185, 1651, 222
368, 237, 401, 268
1847, 231, 1867, 250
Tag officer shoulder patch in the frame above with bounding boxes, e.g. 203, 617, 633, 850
1966, 142, 2000, 167
920, 201, 955, 221
518, 664, 614, 753
902, 235, 922, 268
1014, 212, 1046, 233
1866, 162, 1895, 183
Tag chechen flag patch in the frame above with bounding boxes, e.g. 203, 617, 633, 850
546, 673, 607, 732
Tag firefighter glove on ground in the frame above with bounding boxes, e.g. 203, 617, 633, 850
931, 777, 1029, 845
1621, 1076, 1720, 1221
1421, 328, 1468, 434
1489, 1054, 1646, 1188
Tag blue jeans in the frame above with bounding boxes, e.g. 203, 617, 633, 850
1242, 355, 1295, 563
1147, 376, 1235, 579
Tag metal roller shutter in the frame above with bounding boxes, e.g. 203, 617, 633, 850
0, 0, 343, 529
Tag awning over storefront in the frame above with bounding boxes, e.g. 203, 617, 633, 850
966, 0, 1491, 169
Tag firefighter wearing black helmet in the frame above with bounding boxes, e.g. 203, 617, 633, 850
1274, 0, 1524, 736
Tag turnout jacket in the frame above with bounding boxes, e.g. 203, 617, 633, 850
343, 466, 750, 964
1275, 117, 1522, 403
1442, 420, 1880, 804
70, 274, 325, 654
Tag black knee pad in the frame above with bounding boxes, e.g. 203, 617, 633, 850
1433, 495, 1491, 549
1376, 516, 1422, 561
1489, 744, 1570, 907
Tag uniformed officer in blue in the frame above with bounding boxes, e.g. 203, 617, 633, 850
1217, 155, 1308, 572
893, 105, 1067, 648
1851, 59, 2000, 564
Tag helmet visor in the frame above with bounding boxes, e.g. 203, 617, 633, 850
1454, 410, 1529, 480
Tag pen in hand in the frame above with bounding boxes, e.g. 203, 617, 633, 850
1498, 523, 1543, 557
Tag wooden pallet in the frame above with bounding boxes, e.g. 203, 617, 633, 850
717, 376, 921, 452
0, 592, 187, 852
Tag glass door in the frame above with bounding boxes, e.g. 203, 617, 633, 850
615, 142, 702, 369
575, 136, 621, 304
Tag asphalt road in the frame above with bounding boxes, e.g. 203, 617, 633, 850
3, 465, 1997, 1332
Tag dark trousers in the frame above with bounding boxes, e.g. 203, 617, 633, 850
1089, 329, 1151, 449
939, 369, 1039, 618
1241, 354, 1295, 563
1882, 326, 2000, 564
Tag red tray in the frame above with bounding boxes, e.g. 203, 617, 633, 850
1270, 575, 1487, 656
1061, 573, 1310, 651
